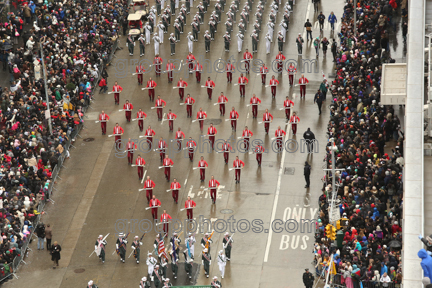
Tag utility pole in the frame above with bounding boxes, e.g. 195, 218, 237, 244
323, 140, 345, 226
39, 40, 53, 135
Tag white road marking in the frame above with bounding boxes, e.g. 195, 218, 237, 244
247, 112, 249, 119
161, 113, 166, 125
264, 94, 296, 263
187, 186, 194, 198
141, 170, 147, 184
184, 179, 188, 186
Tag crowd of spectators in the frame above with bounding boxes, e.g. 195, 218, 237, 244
0, 0, 128, 279
313, 0, 406, 287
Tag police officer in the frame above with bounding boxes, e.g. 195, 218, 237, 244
303, 268, 314, 288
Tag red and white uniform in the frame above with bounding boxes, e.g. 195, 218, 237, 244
186, 139, 197, 161
160, 212, 172, 234
170, 181, 181, 203
99, 113, 109, 134
222, 142, 232, 164
287, 65, 297, 86
113, 126, 124, 146
185, 199, 196, 219
177, 79, 188, 99
166, 63, 175, 82
275, 53, 286, 72
225, 63, 235, 83
187, 54, 196, 71
290, 115, 300, 135
158, 139, 167, 161
153, 56, 163, 75
145, 179, 156, 203
198, 159, 208, 181
205, 79, 215, 99
145, 128, 156, 148
166, 112, 177, 131
274, 128, 286, 150
283, 99, 294, 119
255, 145, 264, 166
208, 178, 220, 202
149, 198, 161, 219
136, 65, 145, 84
243, 51, 253, 72
126, 140, 137, 164
207, 126, 217, 149
184, 96, 195, 118
233, 158, 245, 182
229, 110, 239, 131
238, 76, 249, 96
163, 157, 174, 181
269, 78, 279, 97
298, 76, 309, 98
249, 96, 261, 118
242, 129, 253, 151
196, 111, 207, 131
194, 63, 203, 82
155, 98, 167, 120
260, 65, 269, 84
262, 112, 273, 133
146, 80, 157, 101
123, 102, 133, 122
175, 129, 185, 149
218, 94, 228, 116
135, 157, 145, 179
136, 111, 147, 131
112, 84, 123, 104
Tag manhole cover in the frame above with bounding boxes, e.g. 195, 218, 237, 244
220, 209, 233, 214
203, 119, 222, 125
284, 167, 295, 175
83, 138, 95, 142
74, 268, 85, 273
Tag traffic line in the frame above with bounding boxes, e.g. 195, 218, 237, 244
263, 93, 296, 262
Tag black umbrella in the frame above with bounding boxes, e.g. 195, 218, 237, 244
388, 240, 402, 248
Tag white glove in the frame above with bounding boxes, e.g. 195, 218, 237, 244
202, 260, 204, 265
140, 242, 143, 245
94, 246, 98, 251
209, 261, 211, 265
132, 246, 136, 250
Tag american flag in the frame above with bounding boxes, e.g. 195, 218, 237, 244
158, 239, 169, 260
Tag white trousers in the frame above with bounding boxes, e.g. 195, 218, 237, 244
188, 41, 193, 53
266, 39, 271, 53
218, 263, 225, 277
154, 42, 160, 55
237, 39, 243, 52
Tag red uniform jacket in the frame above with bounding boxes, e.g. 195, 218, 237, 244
99, 113, 110, 121
146, 80, 157, 89
207, 126, 217, 135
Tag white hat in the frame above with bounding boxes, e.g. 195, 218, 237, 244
148, 252, 152, 255
119, 233, 124, 237
142, 277, 147, 281
99, 235, 103, 238
135, 236, 139, 239
225, 232, 229, 235
213, 276, 218, 279
219, 250, 223, 254
88, 280, 93, 285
